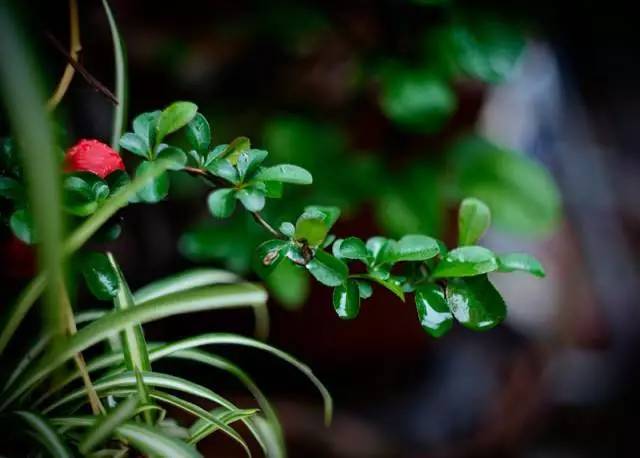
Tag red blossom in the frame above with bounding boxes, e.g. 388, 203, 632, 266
64, 139, 125, 178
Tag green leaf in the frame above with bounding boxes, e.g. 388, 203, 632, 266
10, 209, 35, 244
497, 252, 545, 277
366, 236, 390, 263
205, 144, 228, 166
156, 101, 198, 144
458, 197, 491, 246
207, 188, 237, 218
332, 279, 360, 319
263, 180, 283, 198
355, 280, 373, 299
254, 239, 289, 278
134, 268, 240, 303
358, 273, 405, 300
306, 250, 348, 287
279, 221, 295, 237
1, 283, 267, 409
237, 149, 268, 181
221, 137, 251, 165
432, 246, 498, 278
294, 206, 340, 248
414, 284, 452, 337
107, 253, 152, 373
265, 258, 309, 310
237, 186, 266, 212
81, 252, 119, 300
78, 395, 139, 454
379, 234, 440, 264
380, 66, 456, 133
254, 164, 313, 185
451, 136, 561, 236
206, 158, 239, 184
185, 113, 211, 153
303, 205, 340, 229
63, 173, 110, 216
106, 170, 130, 194
13, 411, 73, 458
334, 237, 370, 263
119, 133, 149, 158
133, 111, 161, 150
156, 146, 187, 170
446, 275, 506, 330
136, 161, 169, 202
0, 176, 23, 201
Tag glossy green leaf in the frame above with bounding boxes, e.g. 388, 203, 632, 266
254, 239, 290, 278
446, 275, 506, 330
497, 252, 545, 277
13, 411, 72, 458
221, 137, 251, 165
304, 205, 341, 229
136, 161, 169, 202
10, 209, 35, 244
379, 234, 440, 264
254, 164, 313, 185
306, 250, 348, 287
81, 252, 119, 300
432, 246, 498, 278
295, 215, 329, 248
359, 273, 405, 300
207, 188, 237, 218
78, 395, 139, 454
458, 197, 491, 246
237, 149, 268, 181
206, 158, 239, 184
156, 101, 198, 144
332, 279, 360, 319
237, 186, 266, 212
156, 146, 187, 170
133, 110, 161, 150
380, 66, 456, 133
185, 113, 211, 153
414, 284, 452, 337
334, 237, 370, 263
355, 280, 373, 299
279, 221, 295, 237
119, 132, 149, 158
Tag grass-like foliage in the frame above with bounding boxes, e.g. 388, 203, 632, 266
0, 1, 544, 456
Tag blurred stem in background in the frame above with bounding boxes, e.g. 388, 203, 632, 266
0, 1, 66, 346
47, 0, 80, 111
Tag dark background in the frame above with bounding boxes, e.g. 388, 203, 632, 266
2, 1, 640, 456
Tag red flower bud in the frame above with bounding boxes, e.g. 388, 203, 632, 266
64, 139, 125, 178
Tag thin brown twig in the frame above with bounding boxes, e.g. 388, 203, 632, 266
47, 0, 81, 111
45, 32, 118, 106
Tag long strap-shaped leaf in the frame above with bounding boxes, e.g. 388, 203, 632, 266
150, 390, 255, 457
134, 268, 240, 303
44, 371, 256, 455
51, 416, 202, 458
101, 0, 126, 150
107, 253, 155, 424
12, 411, 73, 458
78, 394, 139, 454
1, 283, 266, 410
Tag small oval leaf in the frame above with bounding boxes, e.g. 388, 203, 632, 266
156, 102, 198, 144
497, 252, 545, 277
306, 250, 348, 287
332, 279, 360, 319
446, 275, 506, 331
414, 284, 452, 337
458, 197, 491, 246
207, 188, 237, 218
432, 246, 498, 278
